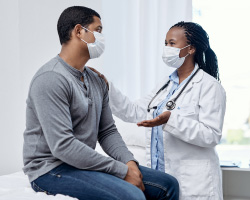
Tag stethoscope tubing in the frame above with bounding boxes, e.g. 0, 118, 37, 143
147, 68, 200, 112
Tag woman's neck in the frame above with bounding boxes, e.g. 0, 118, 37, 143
177, 60, 195, 84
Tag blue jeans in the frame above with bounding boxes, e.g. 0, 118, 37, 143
31, 163, 179, 200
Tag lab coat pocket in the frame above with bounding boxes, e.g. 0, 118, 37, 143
180, 160, 214, 197
176, 104, 197, 116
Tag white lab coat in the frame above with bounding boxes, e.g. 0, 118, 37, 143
109, 64, 226, 200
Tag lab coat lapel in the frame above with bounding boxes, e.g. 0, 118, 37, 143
180, 69, 203, 95
151, 79, 173, 107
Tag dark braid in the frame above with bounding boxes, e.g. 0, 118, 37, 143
170, 21, 220, 81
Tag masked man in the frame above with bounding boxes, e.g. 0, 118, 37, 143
23, 6, 179, 200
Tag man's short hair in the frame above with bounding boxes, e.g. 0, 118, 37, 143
57, 6, 101, 45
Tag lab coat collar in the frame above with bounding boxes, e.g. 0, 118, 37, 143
191, 63, 203, 83
169, 63, 203, 84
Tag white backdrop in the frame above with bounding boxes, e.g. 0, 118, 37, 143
101, 0, 192, 99
0, 0, 191, 175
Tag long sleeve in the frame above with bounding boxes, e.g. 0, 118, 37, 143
98, 84, 138, 165
30, 72, 129, 179
108, 81, 154, 123
163, 81, 226, 148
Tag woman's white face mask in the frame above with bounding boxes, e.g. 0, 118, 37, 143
80, 26, 105, 59
162, 45, 190, 69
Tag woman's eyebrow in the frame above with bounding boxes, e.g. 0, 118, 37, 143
165, 39, 176, 43
169, 39, 175, 42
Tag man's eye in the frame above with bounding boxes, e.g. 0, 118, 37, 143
96, 28, 102, 33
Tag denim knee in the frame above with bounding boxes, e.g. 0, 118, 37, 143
165, 174, 179, 199
126, 189, 146, 200
119, 183, 146, 200
143, 173, 179, 200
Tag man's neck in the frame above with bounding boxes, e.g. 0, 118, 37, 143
59, 44, 89, 72
177, 59, 195, 84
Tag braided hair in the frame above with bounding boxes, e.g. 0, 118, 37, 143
170, 21, 220, 81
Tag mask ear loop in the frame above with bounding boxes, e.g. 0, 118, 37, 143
82, 26, 94, 34
180, 44, 191, 58
80, 38, 88, 44
180, 44, 191, 50
81, 26, 95, 44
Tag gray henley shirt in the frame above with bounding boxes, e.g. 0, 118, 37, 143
23, 55, 136, 182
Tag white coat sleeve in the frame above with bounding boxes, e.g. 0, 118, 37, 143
163, 81, 226, 148
108, 82, 154, 123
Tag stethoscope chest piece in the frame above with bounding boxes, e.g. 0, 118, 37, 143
166, 100, 176, 110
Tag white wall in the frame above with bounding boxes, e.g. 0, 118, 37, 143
0, 0, 102, 175
0, 0, 21, 175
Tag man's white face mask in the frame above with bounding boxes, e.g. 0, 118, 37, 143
80, 26, 105, 59
162, 45, 190, 69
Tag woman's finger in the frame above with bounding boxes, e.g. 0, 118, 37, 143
88, 66, 99, 74
88, 67, 103, 78
138, 122, 155, 127
137, 121, 150, 126
88, 66, 109, 90
141, 183, 145, 191
137, 120, 159, 127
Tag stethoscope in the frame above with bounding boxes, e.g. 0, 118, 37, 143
147, 68, 200, 112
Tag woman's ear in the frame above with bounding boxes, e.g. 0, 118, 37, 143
189, 45, 196, 55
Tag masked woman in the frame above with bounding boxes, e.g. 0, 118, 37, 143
92, 21, 226, 199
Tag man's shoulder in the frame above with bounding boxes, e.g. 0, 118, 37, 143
33, 56, 62, 78
29, 57, 71, 93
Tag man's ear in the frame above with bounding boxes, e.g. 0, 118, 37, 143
188, 45, 196, 55
73, 24, 83, 38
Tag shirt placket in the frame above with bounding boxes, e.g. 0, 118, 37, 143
82, 71, 92, 106
151, 81, 178, 171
